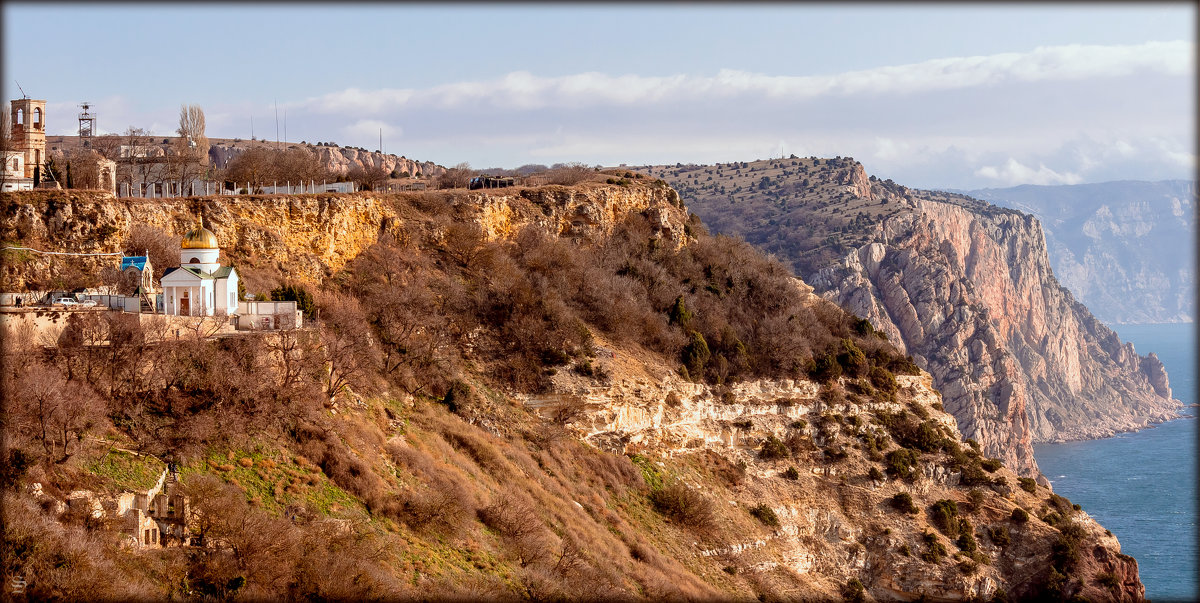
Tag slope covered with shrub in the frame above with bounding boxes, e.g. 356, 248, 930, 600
1, 182, 1143, 601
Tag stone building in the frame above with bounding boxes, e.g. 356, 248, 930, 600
9, 98, 46, 180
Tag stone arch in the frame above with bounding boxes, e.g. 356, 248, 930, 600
33, 107, 42, 129
15, 108, 23, 126
10, 158, 17, 171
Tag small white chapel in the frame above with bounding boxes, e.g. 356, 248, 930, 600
160, 220, 239, 316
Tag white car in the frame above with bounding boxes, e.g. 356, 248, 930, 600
79, 299, 98, 307
53, 298, 78, 307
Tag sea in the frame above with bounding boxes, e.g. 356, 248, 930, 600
1034, 322, 1197, 602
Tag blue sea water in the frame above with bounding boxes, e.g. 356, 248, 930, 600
1034, 323, 1197, 602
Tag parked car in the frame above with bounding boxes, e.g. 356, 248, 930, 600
79, 299, 98, 307
53, 298, 78, 307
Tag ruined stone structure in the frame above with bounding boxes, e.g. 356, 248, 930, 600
10, 98, 46, 180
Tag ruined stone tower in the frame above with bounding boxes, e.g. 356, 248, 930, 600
10, 98, 46, 179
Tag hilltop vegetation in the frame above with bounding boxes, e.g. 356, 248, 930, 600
1, 183, 1143, 601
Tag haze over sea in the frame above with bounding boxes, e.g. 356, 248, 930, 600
1034, 323, 1197, 602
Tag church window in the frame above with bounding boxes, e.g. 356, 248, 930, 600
189, 257, 200, 264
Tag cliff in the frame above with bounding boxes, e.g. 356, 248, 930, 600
648, 158, 1180, 477
207, 140, 447, 180
1, 181, 1142, 600
966, 180, 1196, 325
0, 181, 682, 292
527, 335, 1144, 601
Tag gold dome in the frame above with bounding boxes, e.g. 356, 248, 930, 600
181, 224, 219, 249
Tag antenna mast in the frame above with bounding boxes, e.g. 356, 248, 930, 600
15, 81, 27, 99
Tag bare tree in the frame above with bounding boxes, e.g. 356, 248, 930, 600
436, 162, 474, 189
9, 363, 107, 465
171, 105, 210, 194
90, 134, 123, 161
119, 127, 156, 196
347, 164, 389, 191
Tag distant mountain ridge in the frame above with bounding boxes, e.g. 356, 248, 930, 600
644, 158, 1181, 477
959, 180, 1195, 325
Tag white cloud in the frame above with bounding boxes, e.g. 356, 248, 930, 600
974, 158, 1083, 186
342, 119, 401, 142
291, 40, 1192, 115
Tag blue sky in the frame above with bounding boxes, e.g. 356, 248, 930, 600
3, 3, 1194, 188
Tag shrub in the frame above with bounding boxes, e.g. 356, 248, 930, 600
987, 525, 1010, 547
1018, 477, 1037, 493
981, 458, 1003, 472
921, 532, 947, 564
781, 467, 800, 480
891, 492, 919, 515
867, 467, 884, 481
650, 483, 715, 531
955, 524, 977, 553
868, 366, 898, 395
929, 499, 960, 537
748, 503, 780, 527
1095, 571, 1121, 592
898, 544, 911, 556
841, 578, 865, 603
885, 448, 920, 479
759, 435, 789, 460
1011, 508, 1030, 523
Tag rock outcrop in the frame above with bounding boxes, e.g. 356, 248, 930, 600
966, 180, 1196, 324
524, 333, 1145, 601
0, 180, 684, 291
207, 141, 447, 181
653, 158, 1181, 477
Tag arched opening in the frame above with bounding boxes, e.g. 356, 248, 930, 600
189, 257, 200, 264
33, 107, 42, 129
10, 158, 17, 171
15, 108, 23, 126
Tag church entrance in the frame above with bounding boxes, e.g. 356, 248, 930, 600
180, 290, 190, 315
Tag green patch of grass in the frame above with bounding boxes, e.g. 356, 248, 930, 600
182, 447, 361, 516
629, 454, 664, 491
85, 450, 167, 492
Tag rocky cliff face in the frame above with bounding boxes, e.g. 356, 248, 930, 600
966, 180, 1196, 324
523, 333, 1144, 601
809, 190, 1179, 473
207, 141, 447, 180
651, 158, 1180, 478
0, 181, 683, 291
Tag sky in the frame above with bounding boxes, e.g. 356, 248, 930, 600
3, 3, 1194, 189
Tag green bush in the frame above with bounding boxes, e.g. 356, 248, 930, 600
749, 503, 780, 527
841, 577, 865, 603
867, 467, 884, 481
980, 458, 1003, 472
759, 435, 789, 460
891, 492, 919, 515
868, 366, 898, 395
1018, 477, 1037, 493
781, 466, 800, 480
929, 499, 960, 537
921, 531, 947, 563
987, 525, 1010, 547
885, 448, 920, 479
1010, 507, 1029, 523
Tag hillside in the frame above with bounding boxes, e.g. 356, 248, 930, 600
1, 183, 1143, 600
964, 180, 1196, 325
644, 158, 1180, 477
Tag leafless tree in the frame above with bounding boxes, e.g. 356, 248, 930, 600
170, 105, 210, 194
9, 362, 107, 465
90, 134, 123, 161
436, 162, 474, 189
347, 164, 389, 191
119, 127, 156, 196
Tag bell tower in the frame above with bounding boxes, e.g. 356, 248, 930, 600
10, 98, 46, 179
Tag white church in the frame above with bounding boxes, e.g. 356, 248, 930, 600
160, 221, 239, 316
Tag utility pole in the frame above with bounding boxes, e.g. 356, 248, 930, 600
274, 99, 279, 148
